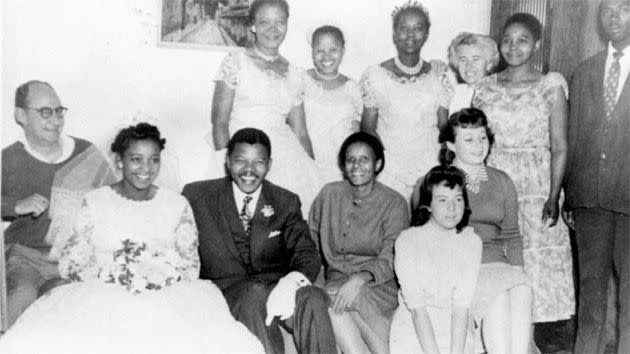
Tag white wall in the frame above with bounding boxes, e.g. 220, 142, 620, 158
2, 0, 491, 185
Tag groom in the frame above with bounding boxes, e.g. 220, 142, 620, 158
183, 128, 335, 354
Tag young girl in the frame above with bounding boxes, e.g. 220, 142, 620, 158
390, 165, 481, 354
304, 25, 362, 183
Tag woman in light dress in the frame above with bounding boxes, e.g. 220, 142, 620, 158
473, 13, 574, 323
391, 165, 482, 354
209, 0, 321, 215
360, 1, 451, 202
0, 123, 263, 354
304, 25, 361, 183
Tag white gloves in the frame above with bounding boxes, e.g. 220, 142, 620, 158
265, 271, 311, 326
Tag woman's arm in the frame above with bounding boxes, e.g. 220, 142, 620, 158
411, 308, 441, 354
361, 106, 380, 137
173, 203, 200, 280
287, 103, 314, 158
543, 85, 568, 226
211, 81, 235, 150
437, 107, 449, 132
449, 306, 469, 354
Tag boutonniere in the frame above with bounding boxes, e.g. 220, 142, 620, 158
261, 205, 275, 217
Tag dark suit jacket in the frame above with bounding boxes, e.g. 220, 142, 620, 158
183, 177, 321, 291
565, 49, 630, 215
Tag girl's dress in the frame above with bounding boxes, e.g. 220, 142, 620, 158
303, 74, 361, 183
390, 222, 482, 354
473, 72, 575, 322
361, 63, 450, 202
0, 186, 263, 354
209, 50, 323, 215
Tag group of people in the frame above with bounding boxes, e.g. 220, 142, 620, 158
1, 0, 628, 353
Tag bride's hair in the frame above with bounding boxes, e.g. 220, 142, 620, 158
111, 122, 166, 155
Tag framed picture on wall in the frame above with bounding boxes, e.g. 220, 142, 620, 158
160, 0, 252, 50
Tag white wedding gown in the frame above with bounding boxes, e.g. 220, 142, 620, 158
0, 186, 263, 354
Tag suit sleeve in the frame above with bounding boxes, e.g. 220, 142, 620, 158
565, 69, 582, 193
284, 195, 321, 283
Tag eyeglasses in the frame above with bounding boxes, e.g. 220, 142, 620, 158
21, 106, 68, 119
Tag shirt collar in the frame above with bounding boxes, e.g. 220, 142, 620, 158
19, 134, 74, 164
232, 182, 263, 214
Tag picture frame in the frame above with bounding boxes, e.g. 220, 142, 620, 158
159, 0, 253, 51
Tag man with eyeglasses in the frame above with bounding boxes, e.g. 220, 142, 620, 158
2, 80, 115, 327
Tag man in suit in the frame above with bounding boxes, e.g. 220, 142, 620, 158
183, 128, 335, 353
564, 0, 629, 352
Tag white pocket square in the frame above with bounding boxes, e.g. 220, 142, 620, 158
268, 230, 281, 238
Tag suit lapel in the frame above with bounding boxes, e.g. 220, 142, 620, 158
614, 75, 630, 116
591, 52, 607, 119
215, 179, 246, 259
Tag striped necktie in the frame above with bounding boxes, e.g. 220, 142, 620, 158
240, 195, 253, 235
604, 51, 623, 120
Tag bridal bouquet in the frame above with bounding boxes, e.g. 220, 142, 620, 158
103, 239, 184, 294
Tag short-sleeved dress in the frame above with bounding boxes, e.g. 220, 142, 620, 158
0, 186, 263, 354
473, 72, 575, 322
210, 51, 323, 215
390, 222, 482, 353
309, 181, 409, 341
361, 63, 450, 202
304, 75, 361, 183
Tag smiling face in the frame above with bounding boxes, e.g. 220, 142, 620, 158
312, 32, 345, 76
600, 0, 630, 48
252, 3, 288, 52
447, 126, 490, 166
119, 139, 161, 194
227, 143, 271, 194
430, 182, 465, 231
16, 83, 64, 147
393, 10, 429, 56
343, 142, 382, 189
500, 22, 540, 67
455, 44, 491, 84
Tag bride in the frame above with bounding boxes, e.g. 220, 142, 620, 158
0, 123, 263, 354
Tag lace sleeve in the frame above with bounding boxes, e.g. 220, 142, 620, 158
288, 65, 306, 107
360, 67, 378, 109
347, 79, 363, 121
173, 202, 200, 280
58, 199, 99, 282
543, 72, 569, 109
214, 51, 241, 89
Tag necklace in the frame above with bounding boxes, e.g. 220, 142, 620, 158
253, 45, 280, 62
313, 68, 340, 81
394, 56, 423, 76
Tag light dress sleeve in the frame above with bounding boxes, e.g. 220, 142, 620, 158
287, 64, 306, 107
542, 72, 569, 110
58, 199, 99, 282
395, 228, 428, 309
347, 79, 363, 122
214, 51, 241, 89
452, 228, 482, 308
360, 67, 379, 109
172, 202, 200, 280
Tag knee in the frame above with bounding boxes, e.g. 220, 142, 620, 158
296, 286, 331, 310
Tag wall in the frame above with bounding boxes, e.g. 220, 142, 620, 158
2, 0, 491, 185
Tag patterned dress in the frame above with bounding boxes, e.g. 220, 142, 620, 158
473, 72, 575, 322
210, 51, 323, 216
304, 74, 362, 183
360, 63, 450, 202
0, 186, 263, 354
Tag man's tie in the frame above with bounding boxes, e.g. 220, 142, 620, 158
240, 195, 253, 235
604, 51, 623, 120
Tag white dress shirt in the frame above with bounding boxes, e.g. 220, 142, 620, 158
232, 182, 262, 217
605, 42, 630, 103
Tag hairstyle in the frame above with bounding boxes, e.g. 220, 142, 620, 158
503, 12, 542, 41
438, 108, 495, 166
311, 25, 345, 47
447, 32, 500, 73
337, 132, 385, 175
227, 128, 272, 158
249, 0, 289, 24
111, 122, 166, 155
392, 1, 431, 32
15, 80, 54, 108
411, 165, 471, 233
